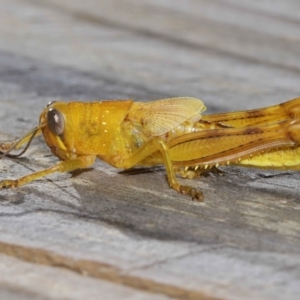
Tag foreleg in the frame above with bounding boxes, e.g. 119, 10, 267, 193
0, 155, 95, 188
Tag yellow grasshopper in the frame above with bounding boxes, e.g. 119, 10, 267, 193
1, 97, 300, 201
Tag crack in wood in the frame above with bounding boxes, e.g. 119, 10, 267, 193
0, 241, 221, 300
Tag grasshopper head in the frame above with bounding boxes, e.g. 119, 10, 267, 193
39, 101, 76, 160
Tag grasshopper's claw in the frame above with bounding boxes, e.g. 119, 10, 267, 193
179, 185, 204, 202
0, 180, 18, 189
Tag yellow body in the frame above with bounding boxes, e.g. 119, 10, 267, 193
1, 96, 300, 201
40, 100, 134, 160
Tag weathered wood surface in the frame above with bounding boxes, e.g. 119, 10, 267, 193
0, 0, 300, 299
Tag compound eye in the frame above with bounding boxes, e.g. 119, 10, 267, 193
47, 101, 57, 107
47, 108, 65, 136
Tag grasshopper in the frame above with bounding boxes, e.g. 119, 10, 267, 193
1, 97, 300, 201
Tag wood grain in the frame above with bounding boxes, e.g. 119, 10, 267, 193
0, 0, 300, 299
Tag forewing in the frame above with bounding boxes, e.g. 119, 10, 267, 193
127, 97, 206, 137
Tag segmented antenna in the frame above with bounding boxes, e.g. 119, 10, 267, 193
0, 125, 43, 159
